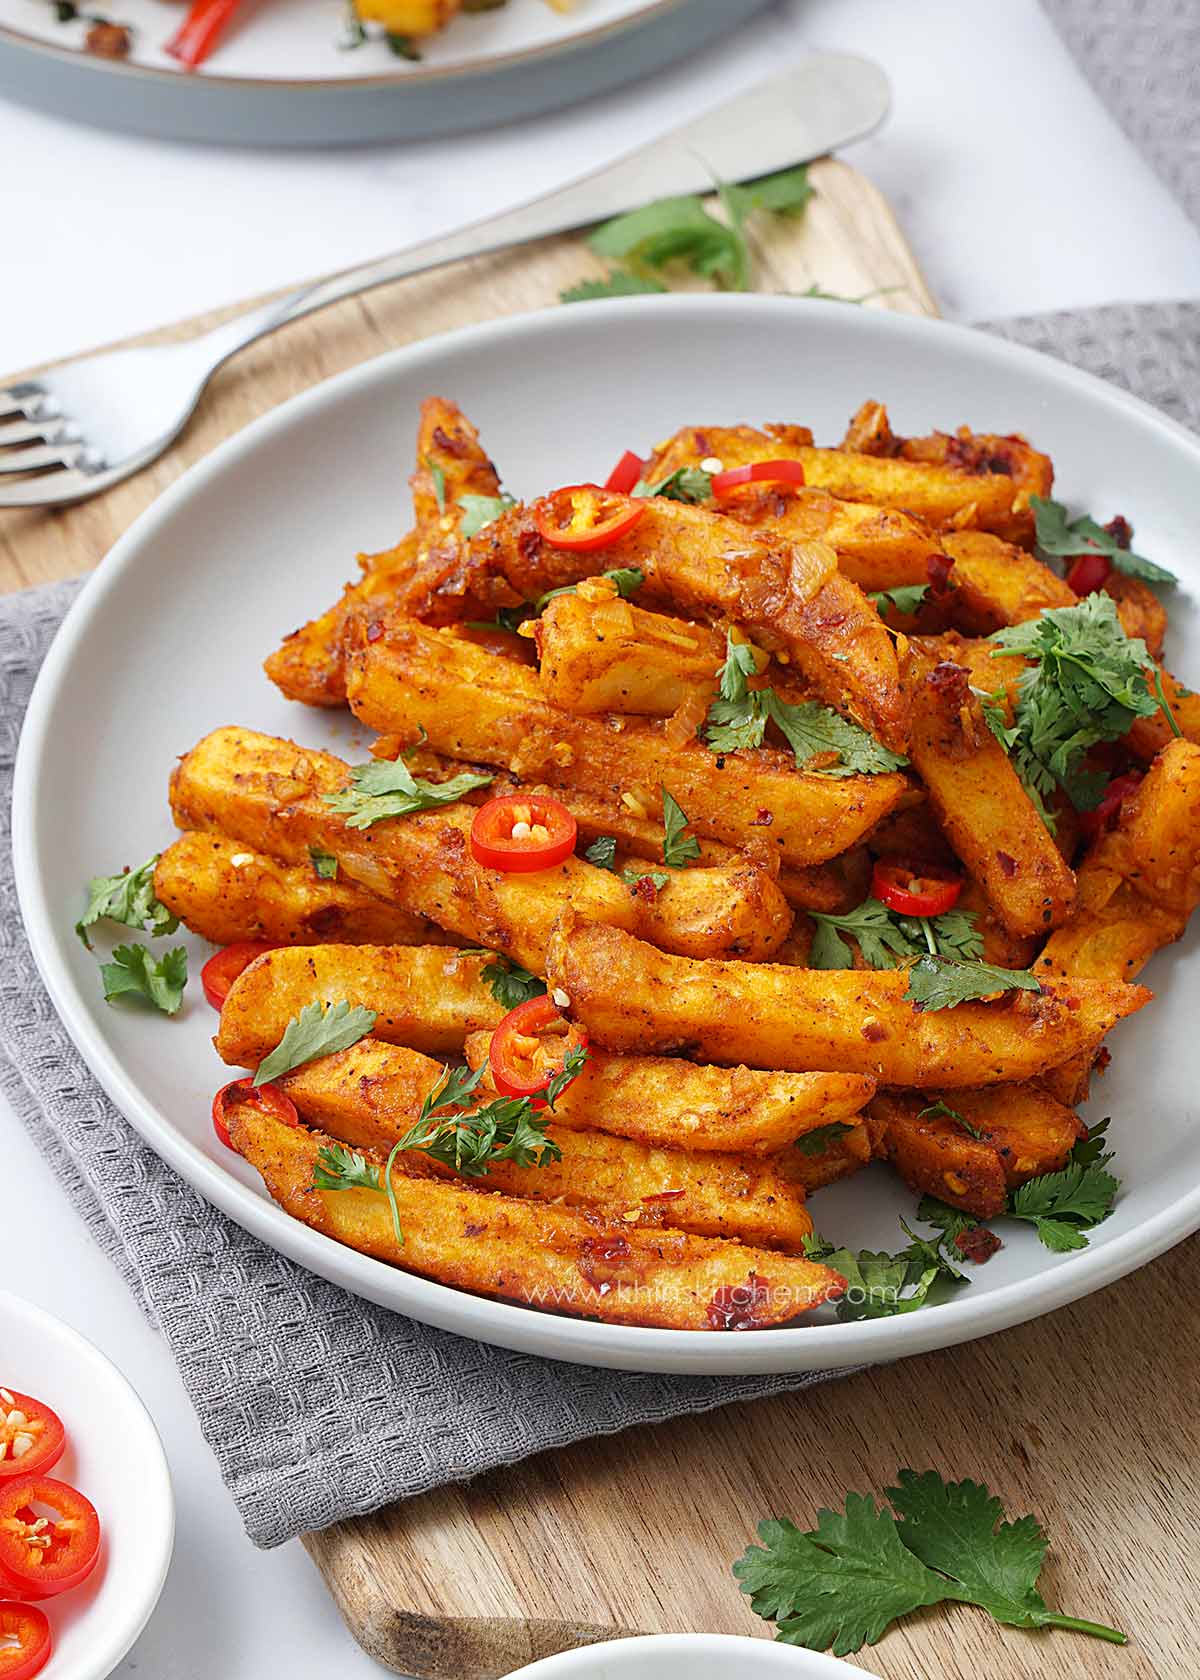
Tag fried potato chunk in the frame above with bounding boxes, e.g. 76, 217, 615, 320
171, 728, 792, 969
215, 944, 505, 1065
870, 1086, 1083, 1218
353, 0, 460, 35
229, 1105, 845, 1330
545, 915, 1150, 1088
906, 650, 1076, 936
940, 531, 1074, 634
534, 584, 726, 716
645, 422, 1033, 540
460, 1031, 875, 1154
276, 1040, 815, 1251
155, 832, 452, 948
344, 622, 907, 868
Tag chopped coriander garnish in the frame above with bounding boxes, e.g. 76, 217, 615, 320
254, 999, 377, 1086
560, 272, 668, 304
903, 954, 1042, 1012
796, 1121, 854, 1157
916, 1099, 985, 1139
101, 943, 187, 1015
1031, 494, 1175, 586
534, 566, 644, 610
869, 584, 928, 619
385, 30, 420, 57
458, 491, 517, 540
632, 466, 714, 504
425, 457, 446, 514
309, 848, 338, 880
622, 867, 671, 893
801, 1218, 965, 1323
77, 855, 178, 948
583, 835, 618, 872
1007, 1122, 1120, 1251
480, 955, 547, 1011
808, 897, 982, 972
660, 787, 701, 868
323, 746, 492, 829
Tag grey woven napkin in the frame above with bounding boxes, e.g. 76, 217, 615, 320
1042, 0, 1200, 228
3, 298, 1199, 1547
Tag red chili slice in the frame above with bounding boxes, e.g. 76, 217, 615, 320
1065, 550, 1112, 596
533, 485, 645, 552
470, 795, 577, 873
710, 459, 807, 496
164, 0, 244, 66
0, 1397, 64, 1483
0, 1477, 100, 1602
1079, 771, 1143, 840
211, 1079, 299, 1152
201, 942, 278, 1011
0, 1604, 51, 1680
489, 994, 588, 1101
872, 860, 963, 917
604, 450, 645, 495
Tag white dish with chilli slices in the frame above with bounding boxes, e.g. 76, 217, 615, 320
13, 294, 1200, 1375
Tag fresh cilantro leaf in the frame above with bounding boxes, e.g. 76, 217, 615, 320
589, 193, 749, 290
917, 1195, 982, 1244
743, 162, 814, 215
254, 999, 377, 1085
465, 606, 532, 635
385, 30, 420, 57
309, 847, 338, 880
425, 457, 446, 514
973, 686, 1060, 835
801, 1222, 964, 1323
796, 284, 903, 305
991, 594, 1168, 809
559, 271, 668, 304
77, 855, 178, 948
622, 867, 670, 892
583, 835, 618, 872
735, 1498, 946, 1656
917, 1099, 985, 1139
870, 584, 929, 618
736, 1471, 1127, 1654
796, 1122, 854, 1157
542, 1042, 589, 1109
323, 749, 493, 830
661, 787, 701, 868
101, 943, 187, 1015
808, 899, 982, 972
1068, 1116, 1112, 1168
705, 695, 769, 753
312, 1142, 380, 1193
633, 466, 714, 503
1008, 1159, 1120, 1251
535, 566, 644, 609
1031, 494, 1175, 586
904, 954, 1042, 1012
480, 955, 547, 1010
765, 693, 908, 777
458, 492, 518, 540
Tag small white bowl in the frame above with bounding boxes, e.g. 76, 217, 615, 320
505, 1633, 868, 1679
0, 1290, 174, 1680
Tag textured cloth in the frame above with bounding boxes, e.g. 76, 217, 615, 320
1043, 0, 1200, 229
3, 299, 1200, 1546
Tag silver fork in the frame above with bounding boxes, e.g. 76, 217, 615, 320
0, 54, 888, 510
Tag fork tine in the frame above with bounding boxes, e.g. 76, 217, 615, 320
0, 468, 101, 508
0, 382, 45, 417
0, 418, 48, 447
0, 444, 72, 476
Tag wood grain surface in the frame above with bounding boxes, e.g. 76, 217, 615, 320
6, 155, 1196, 1679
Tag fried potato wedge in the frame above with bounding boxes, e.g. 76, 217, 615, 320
779, 1109, 886, 1193
344, 622, 907, 868
216, 943, 505, 1065
644, 422, 1032, 539
449, 495, 909, 750
545, 914, 1150, 1087
534, 584, 726, 716
155, 832, 452, 948
461, 1031, 875, 1154
277, 1040, 815, 1251
229, 1105, 845, 1330
171, 728, 791, 969
940, 531, 1074, 634
870, 1085, 1083, 1218
906, 651, 1076, 936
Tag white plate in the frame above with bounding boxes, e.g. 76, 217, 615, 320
0, 0, 773, 144
0, 1292, 174, 1680
13, 294, 1200, 1376
505, 1634, 863, 1679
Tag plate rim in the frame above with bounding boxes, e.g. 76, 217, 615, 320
505, 1632, 860, 1676
0, 0, 690, 90
14, 292, 1200, 1375
0, 1289, 175, 1680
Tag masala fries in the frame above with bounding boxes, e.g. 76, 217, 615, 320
152, 394, 1199, 1330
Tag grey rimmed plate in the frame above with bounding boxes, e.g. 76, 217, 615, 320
0, 0, 774, 146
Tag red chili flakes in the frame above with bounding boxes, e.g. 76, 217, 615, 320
996, 851, 1018, 878
577, 1232, 635, 1294
632, 874, 663, 903
954, 1225, 1002, 1264
365, 620, 384, 643
706, 1273, 771, 1331
1104, 515, 1133, 550
517, 526, 543, 563
750, 809, 774, 827
463, 1222, 486, 1239
432, 425, 469, 459
926, 551, 957, 598
927, 661, 970, 706
861, 1021, 887, 1044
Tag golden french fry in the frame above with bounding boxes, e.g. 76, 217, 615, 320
229, 1104, 846, 1331
277, 1040, 816, 1252
154, 832, 453, 948
545, 914, 1150, 1088
215, 944, 505, 1066
534, 585, 725, 716
344, 623, 907, 868
460, 1031, 876, 1154
171, 728, 792, 969
870, 1085, 1083, 1218
906, 649, 1077, 936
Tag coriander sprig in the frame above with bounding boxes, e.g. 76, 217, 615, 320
735, 1468, 1127, 1655
808, 896, 983, 971
77, 855, 178, 948
323, 745, 493, 830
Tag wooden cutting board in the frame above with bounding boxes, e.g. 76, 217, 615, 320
4, 159, 1198, 1680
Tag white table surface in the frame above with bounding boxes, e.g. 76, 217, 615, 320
4, 2, 1200, 1678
